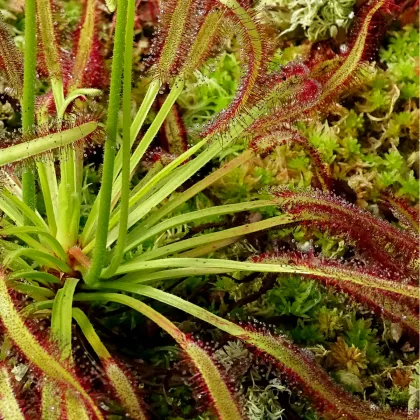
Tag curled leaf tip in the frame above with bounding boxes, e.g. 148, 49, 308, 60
105, 0, 117, 13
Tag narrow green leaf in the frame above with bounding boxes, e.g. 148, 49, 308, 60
101, 0, 136, 278
0, 197, 24, 226
113, 257, 302, 277
51, 278, 79, 360
1, 189, 48, 230
0, 226, 67, 261
84, 0, 128, 285
0, 240, 32, 271
21, 0, 37, 216
72, 308, 110, 359
121, 200, 273, 253
0, 221, 51, 255
8, 280, 55, 299
129, 215, 295, 262
137, 149, 254, 231
104, 136, 208, 244
119, 267, 232, 284
36, 160, 59, 236
0, 122, 99, 167
2, 248, 71, 273
8, 270, 61, 286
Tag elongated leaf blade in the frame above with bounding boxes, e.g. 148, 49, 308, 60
102, 359, 148, 420
0, 364, 25, 420
273, 189, 419, 281
245, 327, 415, 420
70, 0, 107, 90
36, 0, 63, 81
72, 308, 148, 420
74, 293, 243, 420
0, 118, 102, 168
305, 0, 396, 116
0, 13, 23, 98
41, 381, 63, 419
86, 286, 417, 420
0, 271, 104, 420
182, 336, 245, 420
65, 388, 91, 420
252, 252, 419, 334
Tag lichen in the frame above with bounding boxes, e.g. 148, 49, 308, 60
258, 0, 356, 41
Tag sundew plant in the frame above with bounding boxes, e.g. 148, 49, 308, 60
0, 0, 418, 419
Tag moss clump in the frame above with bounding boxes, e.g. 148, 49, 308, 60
258, 0, 356, 41
300, 25, 419, 205
178, 53, 241, 132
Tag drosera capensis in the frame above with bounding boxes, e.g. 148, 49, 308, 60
0, 0, 418, 418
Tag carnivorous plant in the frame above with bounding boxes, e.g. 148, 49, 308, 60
0, 0, 418, 418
